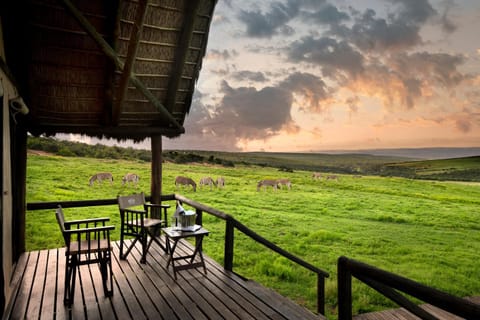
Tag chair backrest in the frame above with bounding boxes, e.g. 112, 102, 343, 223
55, 206, 68, 244
118, 192, 146, 210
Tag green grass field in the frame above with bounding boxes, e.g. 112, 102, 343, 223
26, 152, 480, 318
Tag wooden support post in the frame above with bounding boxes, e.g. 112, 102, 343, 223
317, 274, 325, 315
224, 218, 234, 272
337, 256, 352, 320
11, 126, 27, 260
150, 135, 162, 205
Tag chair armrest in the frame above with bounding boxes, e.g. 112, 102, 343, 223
145, 203, 170, 209
122, 208, 147, 215
65, 217, 110, 226
63, 225, 115, 234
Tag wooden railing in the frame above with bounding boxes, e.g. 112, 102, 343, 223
337, 256, 480, 319
174, 194, 330, 315
27, 193, 330, 315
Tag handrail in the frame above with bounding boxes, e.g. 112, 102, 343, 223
337, 256, 480, 319
174, 194, 329, 315
27, 193, 330, 315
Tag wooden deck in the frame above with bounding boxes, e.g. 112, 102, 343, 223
354, 296, 480, 320
4, 238, 324, 320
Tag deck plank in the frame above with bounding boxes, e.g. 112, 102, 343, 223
354, 297, 480, 319
26, 249, 49, 318
168, 241, 273, 319
127, 243, 198, 320
10, 251, 36, 319
109, 245, 145, 319
5, 238, 324, 320
39, 249, 59, 319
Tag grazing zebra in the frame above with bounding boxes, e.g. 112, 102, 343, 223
312, 172, 322, 179
326, 174, 339, 181
257, 179, 278, 191
216, 177, 225, 189
175, 176, 197, 192
122, 173, 139, 186
199, 177, 216, 190
276, 178, 291, 190
89, 172, 113, 186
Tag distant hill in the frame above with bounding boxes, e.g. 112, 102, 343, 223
382, 156, 480, 181
318, 147, 480, 160
28, 136, 480, 181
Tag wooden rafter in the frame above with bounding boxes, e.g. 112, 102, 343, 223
165, 0, 201, 112
60, 0, 184, 132
112, 0, 149, 125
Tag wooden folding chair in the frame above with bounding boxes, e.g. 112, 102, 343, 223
118, 193, 169, 263
55, 206, 115, 306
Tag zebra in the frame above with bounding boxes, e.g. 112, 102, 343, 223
122, 173, 140, 186
175, 176, 197, 192
199, 177, 217, 190
89, 172, 113, 186
257, 179, 278, 191
216, 177, 225, 189
276, 178, 292, 190
312, 172, 322, 179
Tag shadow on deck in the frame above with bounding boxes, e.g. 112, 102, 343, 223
4, 238, 324, 320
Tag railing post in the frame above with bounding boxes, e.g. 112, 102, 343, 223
317, 274, 325, 315
337, 256, 352, 320
224, 218, 234, 272
195, 209, 203, 250
195, 208, 203, 226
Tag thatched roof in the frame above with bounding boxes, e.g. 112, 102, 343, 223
1, 0, 217, 139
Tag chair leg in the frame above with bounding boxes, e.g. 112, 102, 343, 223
64, 255, 77, 306
122, 237, 139, 260
119, 228, 125, 260
99, 251, 114, 297
140, 230, 148, 264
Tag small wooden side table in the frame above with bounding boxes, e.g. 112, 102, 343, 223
162, 226, 209, 279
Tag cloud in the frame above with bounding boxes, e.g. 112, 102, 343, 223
388, 52, 467, 88
279, 72, 332, 112
455, 118, 471, 133
439, 1, 457, 34
231, 70, 268, 82
216, 80, 294, 137
301, 2, 350, 25
176, 71, 334, 150
206, 49, 238, 60
287, 36, 364, 78
342, 50, 468, 111
345, 96, 360, 114
387, 0, 436, 25
329, 0, 436, 53
179, 80, 297, 151
237, 0, 300, 38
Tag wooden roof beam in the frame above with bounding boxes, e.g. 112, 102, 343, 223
60, 0, 184, 132
165, 0, 201, 113
112, 0, 149, 126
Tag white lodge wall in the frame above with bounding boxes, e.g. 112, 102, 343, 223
1, 20, 15, 314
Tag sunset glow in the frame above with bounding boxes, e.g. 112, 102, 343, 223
159, 0, 480, 152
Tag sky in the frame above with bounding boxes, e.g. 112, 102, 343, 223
68, 0, 480, 152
